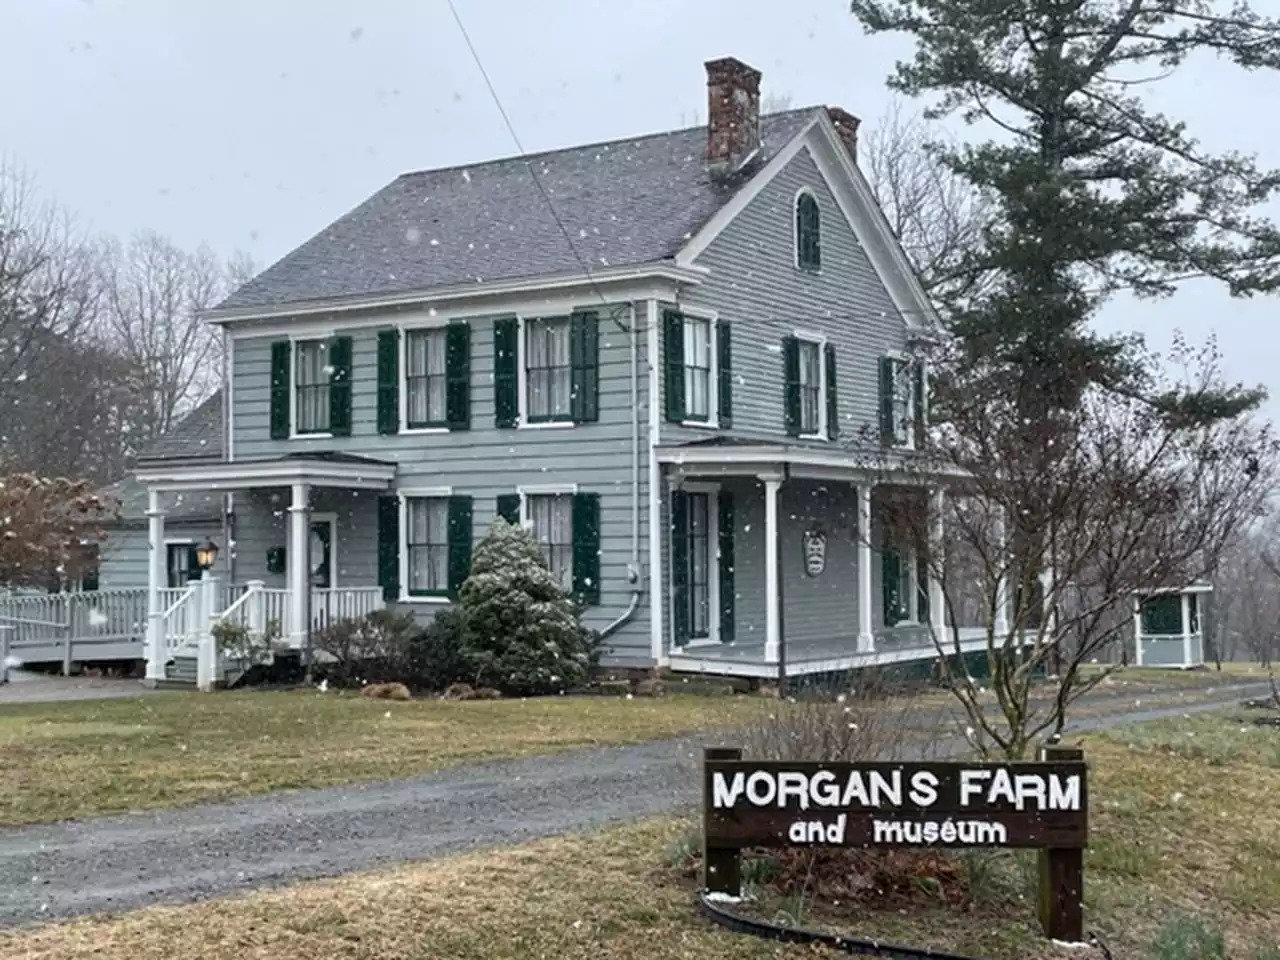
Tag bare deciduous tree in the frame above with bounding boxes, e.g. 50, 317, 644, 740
876, 339, 1275, 759
97, 231, 251, 454
861, 101, 991, 310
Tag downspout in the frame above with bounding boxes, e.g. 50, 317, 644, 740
223, 328, 236, 587
599, 302, 643, 639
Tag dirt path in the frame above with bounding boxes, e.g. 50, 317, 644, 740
0, 681, 1271, 930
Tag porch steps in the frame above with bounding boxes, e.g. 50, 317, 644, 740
162, 651, 251, 689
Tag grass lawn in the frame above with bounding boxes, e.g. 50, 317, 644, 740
2, 709, 1277, 960
0, 689, 764, 826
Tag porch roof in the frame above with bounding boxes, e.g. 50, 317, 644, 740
654, 439, 968, 483
135, 451, 397, 492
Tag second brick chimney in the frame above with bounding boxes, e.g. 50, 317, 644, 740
826, 106, 861, 162
705, 57, 762, 176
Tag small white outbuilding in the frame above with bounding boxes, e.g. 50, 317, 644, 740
1131, 582, 1213, 669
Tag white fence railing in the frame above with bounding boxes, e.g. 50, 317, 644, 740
0, 582, 388, 684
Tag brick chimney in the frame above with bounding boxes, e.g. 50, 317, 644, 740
826, 106, 861, 162
705, 57, 762, 176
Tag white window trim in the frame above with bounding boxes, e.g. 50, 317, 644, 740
398, 321, 453, 436
516, 314, 576, 430
309, 511, 339, 589
793, 330, 829, 441
290, 334, 335, 440
678, 307, 720, 429
672, 481, 721, 648
793, 186, 822, 274
397, 489, 453, 604
884, 349, 916, 451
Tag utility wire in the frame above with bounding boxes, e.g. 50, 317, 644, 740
446, 1, 1258, 332
445, 0, 638, 333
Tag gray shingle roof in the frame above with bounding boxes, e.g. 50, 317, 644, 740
100, 476, 222, 524
137, 392, 223, 463
217, 109, 819, 312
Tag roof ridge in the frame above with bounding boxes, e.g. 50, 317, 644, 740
393, 106, 822, 181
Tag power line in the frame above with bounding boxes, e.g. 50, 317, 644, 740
445, 0, 637, 333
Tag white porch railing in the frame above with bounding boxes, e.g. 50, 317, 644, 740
309, 587, 385, 632
0, 589, 150, 674
161, 586, 198, 652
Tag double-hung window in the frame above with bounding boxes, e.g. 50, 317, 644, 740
405, 328, 448, 428
525, 317, 572, 423
797, 338, 822, 436
405, 497, 450, 596
526, 493, 574, 591
682, 316, 714, 422
795, 190, 821, 272
294, 339, 330, 435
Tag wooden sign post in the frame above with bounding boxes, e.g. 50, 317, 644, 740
702, 746, 1087, 943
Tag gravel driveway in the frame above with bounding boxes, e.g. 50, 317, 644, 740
0, 683, 1271, 929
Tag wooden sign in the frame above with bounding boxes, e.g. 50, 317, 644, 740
702, 746, 1087, 942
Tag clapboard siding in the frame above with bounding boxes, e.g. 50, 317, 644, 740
662, 146, 909, 446
98, 522, 222, 591
230, 306, 652, 662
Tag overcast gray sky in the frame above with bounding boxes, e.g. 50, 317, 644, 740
3, 0, 1276, 416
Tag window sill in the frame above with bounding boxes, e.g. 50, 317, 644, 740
400, 594, 451, 605
519, 420, 575, 430
290, 432, 334, 440
680, 419, 720, 430
683, 636, 722, 648
400, 426, 450, 436
799, 432, 830, 442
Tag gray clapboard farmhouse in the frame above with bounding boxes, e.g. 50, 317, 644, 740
64, 57, 1001, 686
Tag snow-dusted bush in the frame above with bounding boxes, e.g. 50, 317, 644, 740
458, 518, 594, 696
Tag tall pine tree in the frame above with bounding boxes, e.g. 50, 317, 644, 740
850, 0, 1280, 423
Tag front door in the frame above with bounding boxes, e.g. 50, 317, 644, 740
309, 520, 333, 589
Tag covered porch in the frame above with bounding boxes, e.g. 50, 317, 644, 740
135, 452, 397, 687
656, 442, 1001, 679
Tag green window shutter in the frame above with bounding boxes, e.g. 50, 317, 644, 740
916, 554, 929, 624
662, 309, 685, 422
878, 357, 896, 446
377, 495, 400, 602
670, 489, 690, 645
824, 343, 838, 439
882, 548, 901, 627
447, 495, 473, 599
571, 492, 601, 605
496, 493, 522, 526
570, 311, 599, 424
269, 340, 291, 439
782, 336, 801, 437
493, 317, 519, 428
717, 491, 734, 643
376, 329, 400, 435
913, 360, 927, 448
328, 335, 353, 437
716, 320, 732, 428
446, 321, 471, 430
186, 545, 203, 582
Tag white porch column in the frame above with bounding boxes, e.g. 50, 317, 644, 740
993, 506, 1010, 638
1133, 597, 1144, 666
1180, 592, 1192, 667
145, 488, 167, 682
196, 576, 219, 692
857, 484, 874, 653
763, 475, 781, 664
288, 482, 311, 649
929, 488, 946, 638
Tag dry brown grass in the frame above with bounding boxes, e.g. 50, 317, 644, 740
0, 689, 765, 826
2, 711, 1276, 960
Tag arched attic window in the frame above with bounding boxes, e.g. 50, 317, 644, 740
795, 189, 821, 272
